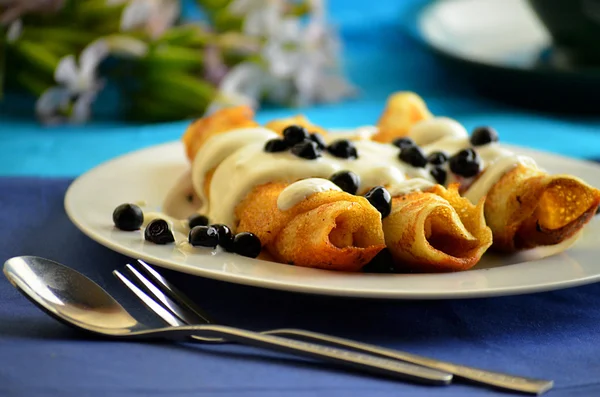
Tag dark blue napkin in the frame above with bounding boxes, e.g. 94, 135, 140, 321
1, 177, 599, 397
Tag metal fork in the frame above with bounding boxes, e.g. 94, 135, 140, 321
115, 260, 553, 395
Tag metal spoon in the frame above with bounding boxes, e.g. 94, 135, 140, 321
2, 256, 452, 385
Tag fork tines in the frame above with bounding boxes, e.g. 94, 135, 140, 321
113, 260, 213, 326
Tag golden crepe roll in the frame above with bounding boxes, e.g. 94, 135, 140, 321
483, 165, 600, 251
383, 184, 492, 272
373, 92, 432, 142
376, 96, 600, 253
182, 106, 259, 162
236, 182, 386, 271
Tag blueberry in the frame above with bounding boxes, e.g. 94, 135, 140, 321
291, 140, 321, 160
189, 225, 219, 248
112, 203, 144, 231
309, 133, 326, 150
233, 232, 262, 258
364, 186, 392, 218
430, 167, 447, 185
188, 214, 209, 228
470, 126, 499, 146
283, 125, 309, 146
427, 151, 449, 165
398, 146, 427, 168
212, 224, 234, 251
392, 137, 415, 149
362, 248, 395, 273
264, 138, 288, 153
329, 170, 360, 195
145, 219, 175, 244
327, 139, 358, 159
449, 148, 482, 178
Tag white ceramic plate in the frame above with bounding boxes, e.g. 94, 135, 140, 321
419, 0, 550, 69
65, 141, 600, 299
416, 0, 600, 112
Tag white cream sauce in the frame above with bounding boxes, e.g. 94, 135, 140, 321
191, 127, 279, 212
277, 178, 342, 211
408, 117, 468, 146
177, 117, 538, 227
386, 178, 436, 197
203, 139, 432, 226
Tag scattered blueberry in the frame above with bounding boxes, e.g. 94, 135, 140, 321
233, 232, 262, 258
364, 186, 392, 218
189, 225, 219, 248
264, 138, 288, 153
144, 219, 175, 244
430, 166, 447, 185
470, 126, 499, 146
329, 170, 360, 195
362, 248, 396, 273
449, 148, 482, 178
392, 137, 415, 149
309, 133, 327, 150
112, 203, 144, 231
283, 125, 309, 146
188, 214, 209, 228
327, 139, 358, 159
212, 224, 234, 251
291, 140, 321, 160
399, 146, 427, 168
427, 151, 449, 165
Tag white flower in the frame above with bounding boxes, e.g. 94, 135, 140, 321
36, 88, 98, 125
0, 0, 64, 24
205, 62, 266, 114
6, 18, 21, 42
229, 0, 285, 37
54, 39, 108, 93
119, 0, 179, 39
218, 0, 353, 108
260, 17, 302, 77
35, 40, 109, 124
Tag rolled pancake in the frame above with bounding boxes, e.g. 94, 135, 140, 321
235, 182, 386, 271
383, 184, 492, 272
483, 164, 600, 251
182, 105, 259, 161
373, 92, 432, 143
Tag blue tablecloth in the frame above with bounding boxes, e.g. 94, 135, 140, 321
2, 1, 600, 396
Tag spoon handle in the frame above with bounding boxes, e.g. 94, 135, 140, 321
262, 329, 553, 395
131, 324, 452, 385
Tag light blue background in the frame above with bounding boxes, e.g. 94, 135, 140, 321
1, 0, 599, 176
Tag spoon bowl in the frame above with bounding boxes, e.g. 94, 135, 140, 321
3, 256, 139, 333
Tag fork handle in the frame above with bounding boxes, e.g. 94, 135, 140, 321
264, 329, 553, 395
131, 324, 451, 385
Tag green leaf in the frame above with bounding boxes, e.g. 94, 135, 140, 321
142, 45, 205, 70
143, 71, 216, 109
158, 25, 210, 46
21, 27, 98, 46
